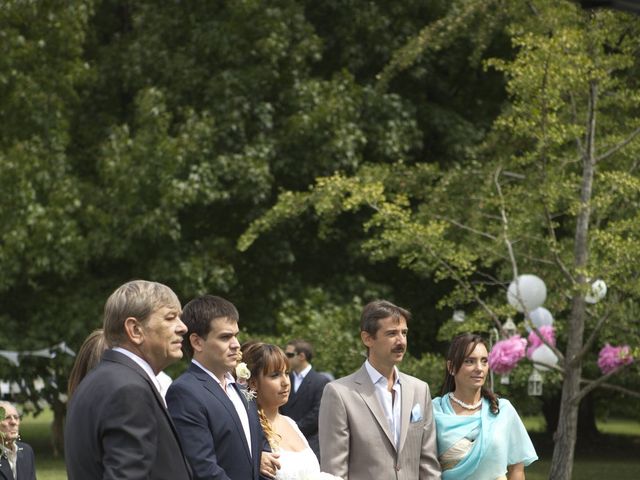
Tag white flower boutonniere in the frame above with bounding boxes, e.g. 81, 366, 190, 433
235, 362, 256, 402
236, 362, 251, 384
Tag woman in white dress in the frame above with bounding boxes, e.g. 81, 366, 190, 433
242, 342, 337, 480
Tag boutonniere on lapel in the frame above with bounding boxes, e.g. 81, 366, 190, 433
235, 362, 256, 402
410, 403, 423, 423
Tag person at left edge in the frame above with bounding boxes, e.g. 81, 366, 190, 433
64, 280, 192, 480
167, 294, 273, 480
0, 401, 36, 480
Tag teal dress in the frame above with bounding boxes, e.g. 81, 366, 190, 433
432, 396, 537, 480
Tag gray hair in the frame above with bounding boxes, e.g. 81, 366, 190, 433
103, 280, 180, 347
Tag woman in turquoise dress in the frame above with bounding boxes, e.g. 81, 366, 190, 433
432, 333, 537, 480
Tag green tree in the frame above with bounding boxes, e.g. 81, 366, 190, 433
240, 2, 640, 479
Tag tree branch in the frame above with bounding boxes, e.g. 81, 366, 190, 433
542, 203, 575, 284
575, 311, 610, 362
580, 379, 640, 400
432, 215, 497, 241
595, 125, 640, 163
572, 363, 634, 404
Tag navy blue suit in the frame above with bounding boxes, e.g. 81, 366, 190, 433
280, 368, 329, 460
167, 362, 264, 480
0, 442, 36, 480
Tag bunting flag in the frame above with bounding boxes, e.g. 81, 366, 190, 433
0, 342, 75, 367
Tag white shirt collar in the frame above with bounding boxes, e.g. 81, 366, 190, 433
364, 359, 401, 386
191, 359, 236, 386
112, 347, 163, 395
295, 363, 312, 379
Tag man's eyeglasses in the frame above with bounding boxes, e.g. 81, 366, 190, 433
285, 352, 297, 358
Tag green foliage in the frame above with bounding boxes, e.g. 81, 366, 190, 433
266, 288, 365, 379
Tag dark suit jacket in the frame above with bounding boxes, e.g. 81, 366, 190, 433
0, 442, 36, 480
166, 362, 264, 480
280, 368, 329, 459
64, 349, 192, 480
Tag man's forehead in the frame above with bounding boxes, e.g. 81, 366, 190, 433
210, 317, 239, 334
156, 303, 181, 314
0, 404, 17, 415
380, 315, 408, 329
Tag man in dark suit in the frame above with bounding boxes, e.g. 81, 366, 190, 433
65, 280, 192, 480
167, 295, 274, 480
0, 401, 36, 480
280, 339, 329, 461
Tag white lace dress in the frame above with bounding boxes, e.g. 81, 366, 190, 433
275, 416, 321, 480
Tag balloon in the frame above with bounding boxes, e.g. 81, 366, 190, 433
531, 344, 559, 372
585, 279, 607, 304
507, 274, 547, 313
529, 307, 554, 329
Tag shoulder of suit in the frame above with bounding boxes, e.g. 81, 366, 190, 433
16, 441, 34, 453
328, 369, 361, 387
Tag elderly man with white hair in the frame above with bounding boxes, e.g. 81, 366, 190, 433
0, 400, 36, 480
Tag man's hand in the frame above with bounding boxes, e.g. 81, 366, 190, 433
260, 451, 281, 479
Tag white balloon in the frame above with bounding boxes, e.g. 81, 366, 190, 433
529, 307, 554, 329
531, 344, 559, 372
507, 274, 547, 313
585, 279, 607, 304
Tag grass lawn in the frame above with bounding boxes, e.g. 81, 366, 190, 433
19, 410, 640, 479
523, 416, 640, 480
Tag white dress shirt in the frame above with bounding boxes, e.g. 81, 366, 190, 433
293, 363, 312, 393
192, 359, 252, 455
365, 360, 402, 448
1, 443, 18, 478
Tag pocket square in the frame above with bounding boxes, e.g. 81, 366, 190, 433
410, 403, 423, 423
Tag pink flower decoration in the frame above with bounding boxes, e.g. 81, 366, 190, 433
597, 343, 634, 374
527, 325, 556, 359
488, 335, 527, 374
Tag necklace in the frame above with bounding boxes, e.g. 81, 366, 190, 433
449, 392, 482, 410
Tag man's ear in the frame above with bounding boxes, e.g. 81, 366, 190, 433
190, 333, 203, 353
124, 317, 144, 345
360, 330, 373, 348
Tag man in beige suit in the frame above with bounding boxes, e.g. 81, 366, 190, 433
319, 300, 441, 479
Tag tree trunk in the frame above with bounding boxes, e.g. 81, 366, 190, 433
51, 399, 65, 457
542, 392, 598, 439
548, 79, 598, 480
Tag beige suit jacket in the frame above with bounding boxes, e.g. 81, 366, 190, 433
319, 364, 441, 480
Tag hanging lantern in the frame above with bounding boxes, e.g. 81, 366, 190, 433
528, 307, 554, 329
452, 310, 466, 323
531, 344, 559, 371
585, 279, 607, 304
507, 274, 547, 312
502, 317, 517, 337
528, 369, 543, 396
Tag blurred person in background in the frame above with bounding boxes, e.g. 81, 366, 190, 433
280, 339, 329, 461
0, 400, 36, 480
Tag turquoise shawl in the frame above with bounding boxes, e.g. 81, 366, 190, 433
432, 396, 537, 480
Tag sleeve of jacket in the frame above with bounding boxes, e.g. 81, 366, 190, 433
166, 381, 232, 480
319, 382, 349, 479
